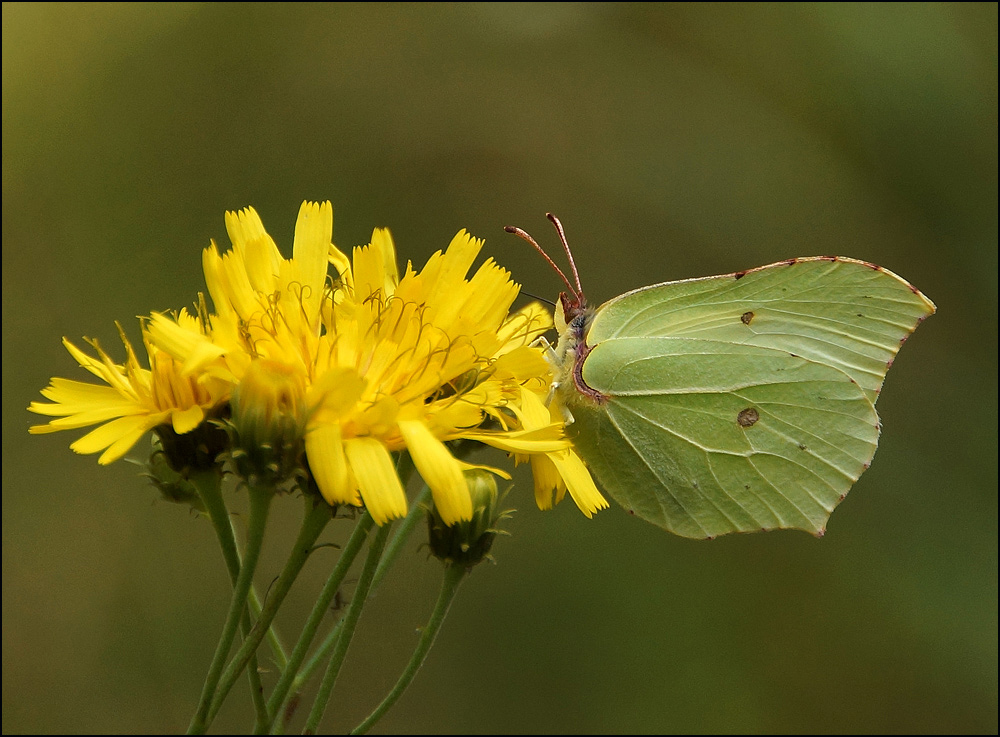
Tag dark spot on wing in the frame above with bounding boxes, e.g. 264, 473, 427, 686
741, 311, 754, 325
737, 408, 759, 428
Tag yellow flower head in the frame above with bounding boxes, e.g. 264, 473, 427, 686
302, 221, 601, 525
29, 319, 228, 464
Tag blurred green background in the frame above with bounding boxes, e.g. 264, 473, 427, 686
3, 3, 996, 733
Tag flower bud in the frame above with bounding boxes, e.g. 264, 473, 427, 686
140, 436, 206, 512
427, 470, 508, 568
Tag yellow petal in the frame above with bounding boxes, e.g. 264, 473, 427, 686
328, 243, 354, 291
291, 201, 333, 326
492, 346, 550, 382
496, 302, 553, 352
62, 339, 133, 395
308, 368, 366, 423
514, 386, 552, 430
353, 234, 389, 303
423, 230, 482, 324
31, 378, 133, 413
146, 313, 226, 374
371, 227, 399, 295
306, 423, 360, 506
343, 437, 407, 525
171, 404, 205, 435
398, 420, 472, 525
547, 450, 608, 518
530, 454, 562, 511
459, 258, 519, 331
69, 414, 163, 463
202, 242, 234, 319
463, 426, 570, 453
226, 207, 282, 294
454, 460, 512, 480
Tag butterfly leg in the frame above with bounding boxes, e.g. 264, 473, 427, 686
530, 335, 576, 424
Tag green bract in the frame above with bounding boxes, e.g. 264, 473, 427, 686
558, 257, 935, 539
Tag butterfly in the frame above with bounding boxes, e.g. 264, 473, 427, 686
507, 215, 935, 539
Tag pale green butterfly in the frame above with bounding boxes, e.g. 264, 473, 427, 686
507, 215, 936, 539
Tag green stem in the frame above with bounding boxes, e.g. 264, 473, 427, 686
259, 512, 375, 733
372, 484, 432, 591
302, 521, 393, 734
190, 470, 268, 727
192, 470, 289, 668
278, 622, 342, 733
350, 563, 466, 735
240, 524, 289, 671
273, 484, 431, 733
187, 481, 272, 735
204, 494, 332, 729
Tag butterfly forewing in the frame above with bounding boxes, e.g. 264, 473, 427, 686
586, 257, 936, 403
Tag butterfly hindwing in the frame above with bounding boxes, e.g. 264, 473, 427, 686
573, 337, 878, 538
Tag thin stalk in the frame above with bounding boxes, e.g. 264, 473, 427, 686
350, 563, 466, 735
241, 524, 289, 670
302, 522, 393, 734
204, 494, 332, 728
187, 482, 272, 735
372, 484, 432, 591
192, 470, 288, 667
272, 468, 426, 732
282, 484, 432, 719
259, 512, 375, 733
189, 470, 268, 726
278, 621, 341, 733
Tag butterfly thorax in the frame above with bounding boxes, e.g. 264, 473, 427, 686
553, 293, 606, 405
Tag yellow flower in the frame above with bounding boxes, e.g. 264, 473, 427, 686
309, 222, 611, 525
31, 200, 608, 525
184, 202, 604, 524
29, 320, 228, 464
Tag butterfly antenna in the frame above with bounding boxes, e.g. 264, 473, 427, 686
546, 213, 584, 298
504, 225, 579, 299
520, 289, 556, 307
